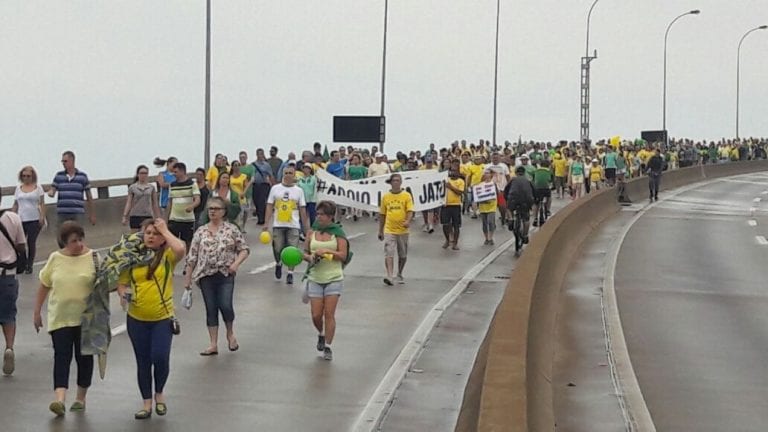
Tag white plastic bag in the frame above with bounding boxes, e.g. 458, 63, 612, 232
181, 288, 193, 310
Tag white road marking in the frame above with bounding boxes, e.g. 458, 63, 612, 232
352, 229, 531, 431
748, 220, 758, 227
753, 197, 762, 203
756, 236, 768, 245
751, 207, 758, 213
762, 190, 768, 195
248, 232, 366, 274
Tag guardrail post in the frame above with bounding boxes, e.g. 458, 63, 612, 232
97, 187, 110, 200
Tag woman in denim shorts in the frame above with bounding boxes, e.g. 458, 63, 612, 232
301, 201, 349, 361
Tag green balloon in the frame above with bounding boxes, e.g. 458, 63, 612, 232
280, 246, 303, 267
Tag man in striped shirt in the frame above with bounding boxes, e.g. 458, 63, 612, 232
48, 151, 96, 229
166, 162, 200, 249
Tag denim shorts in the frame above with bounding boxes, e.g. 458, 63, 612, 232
0, 276, 19, 324
306, 280, 343, 298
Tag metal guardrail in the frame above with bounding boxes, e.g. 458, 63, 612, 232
1, 177, 134, 201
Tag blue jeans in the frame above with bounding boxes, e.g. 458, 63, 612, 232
127, 316, 173, 400
199, 273, 235, 327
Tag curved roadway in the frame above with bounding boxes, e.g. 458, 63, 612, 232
616, 173, 768, 431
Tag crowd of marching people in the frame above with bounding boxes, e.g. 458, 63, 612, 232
0, 135, 765, 419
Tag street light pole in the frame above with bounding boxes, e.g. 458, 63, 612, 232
204, 0, 211, 169
736, 25, 767, 139
492, 0, 501, 148
663, 9, 700, 137
579, 0, 599, 145
379, 0, 389, 153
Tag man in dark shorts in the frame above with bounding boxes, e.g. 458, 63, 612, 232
504, 166, 535, 244
441, 160, 465, 250
0, 187, 26, 376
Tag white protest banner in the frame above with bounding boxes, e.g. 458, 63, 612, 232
315, 169, 447, 212
472, 182, 497, 203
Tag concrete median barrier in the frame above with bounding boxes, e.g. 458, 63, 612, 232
458, 160, 768, 432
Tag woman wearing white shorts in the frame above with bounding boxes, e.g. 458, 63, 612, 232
302, 201, 349, 361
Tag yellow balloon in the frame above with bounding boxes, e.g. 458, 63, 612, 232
259, 231, 271, 244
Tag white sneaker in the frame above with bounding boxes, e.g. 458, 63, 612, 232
345, 214, 353, 220
396, 275, 405, 284
422, 224, 429, 233
3, 348, 14, 376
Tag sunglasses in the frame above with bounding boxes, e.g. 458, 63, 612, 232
208, 207, 224, 211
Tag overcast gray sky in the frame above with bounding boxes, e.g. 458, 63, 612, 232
0, 0, 766, 184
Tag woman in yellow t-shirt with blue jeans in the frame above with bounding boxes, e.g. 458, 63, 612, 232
34, 222, 96, 416
117, 218, 185, 420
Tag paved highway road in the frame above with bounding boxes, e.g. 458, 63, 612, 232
0, 206, 557, 432
616, 173, 768, 431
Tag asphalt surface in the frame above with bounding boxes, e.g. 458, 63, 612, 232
0, 207, 546, 432
615, 173, 768, 431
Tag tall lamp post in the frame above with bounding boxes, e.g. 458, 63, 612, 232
204, 0, 212, 168
492, 0, 501, 148
580, 0, 599, 145
662, 9, 700, 140
379, 0, 389, 153
736, 25, 767, 139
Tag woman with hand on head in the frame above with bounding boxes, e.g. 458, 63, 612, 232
302, 200, 349, 361
184, 197, 249, 356
33, 222, 97, 416
116, 218, 185, 420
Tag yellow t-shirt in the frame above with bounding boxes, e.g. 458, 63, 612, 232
229, 173, 248, 204
460, 163, 472, 181
468, 163, 484, 186
478, 196, 498, 214
206, 165, 229, 189
39, 251, 96, 333
119, 248, 178, 322
446, 177, 465, 206
638, 149, 653, 164
380, 190, 414, 235
589, 165, 603, 182
553, 158, 568, 177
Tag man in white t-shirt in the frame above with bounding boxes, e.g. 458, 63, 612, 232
485, 152, 511, 224
0, 187, 27, 376
263, 166, 309, 285
368, 153, 392, 178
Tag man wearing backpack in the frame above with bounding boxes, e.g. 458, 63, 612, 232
0, 187, 27, 376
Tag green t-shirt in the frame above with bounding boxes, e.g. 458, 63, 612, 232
570, 162, 585, 176
239, 163, 255, 195
524, 165, 536, 181
532, 168, 553, 189
348, 165, 367, 180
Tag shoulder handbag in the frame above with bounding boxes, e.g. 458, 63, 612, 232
152, 259, 180, 335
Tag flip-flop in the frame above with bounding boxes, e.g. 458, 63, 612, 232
199, 349, 218, 356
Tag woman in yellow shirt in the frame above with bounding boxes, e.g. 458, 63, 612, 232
33, 222, 97, 416
117, 218, 185, 420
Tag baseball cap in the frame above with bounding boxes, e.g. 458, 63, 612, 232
592, 158, 599, 163
375, 152, 384, 158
